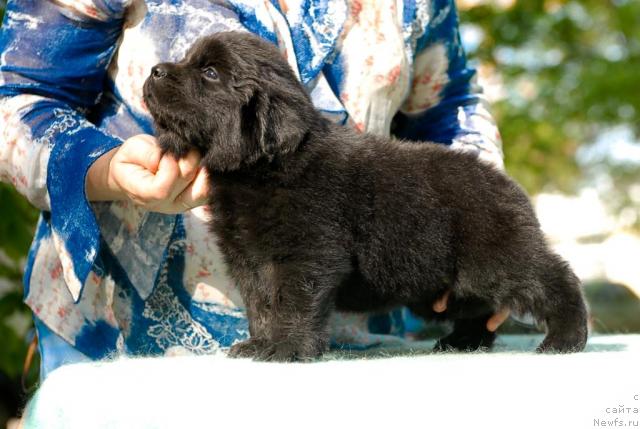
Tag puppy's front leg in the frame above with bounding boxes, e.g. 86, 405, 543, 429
234, 264, 338, 362
267, 274, 336, 362
228, 270, 274, 358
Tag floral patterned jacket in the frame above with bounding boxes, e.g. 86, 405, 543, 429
0, 0, 502, 376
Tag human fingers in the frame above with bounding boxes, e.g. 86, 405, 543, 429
114, 152, 183, 206
174, 167, 210, 211
146, 153, 186, 201
432, 290, 450, 313
108, 136, 201, 211
117, 134, 162, 173
142, 150, 200, 205
176, 149, 201, 182
486, 308, 511, 332
109, 134, 165, 201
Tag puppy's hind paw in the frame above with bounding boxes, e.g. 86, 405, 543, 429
536, 332, 587, 354
433, 329, 496, 352
433, 316, 497, 352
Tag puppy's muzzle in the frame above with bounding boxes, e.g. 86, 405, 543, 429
144, 63, 174, 105
151, 65, 168, 80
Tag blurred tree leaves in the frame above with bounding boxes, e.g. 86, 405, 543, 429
0, 184, 39, 263
459, 0, 640, 205
0, 182, 38, 380
0, 286, 32, 378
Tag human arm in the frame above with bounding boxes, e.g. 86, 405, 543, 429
392, 0, 504, 169
0, 0, 192, 302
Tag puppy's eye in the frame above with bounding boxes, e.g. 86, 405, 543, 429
202, 66, 219, 81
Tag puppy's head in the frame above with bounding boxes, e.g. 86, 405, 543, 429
143, 31, 316, 172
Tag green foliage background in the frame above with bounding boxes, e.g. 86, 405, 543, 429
0, 0, 639, 387
0, 184, 38, 379
459, 0, 640, 224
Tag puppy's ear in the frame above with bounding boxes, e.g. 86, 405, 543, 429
202, 59, 313, 172
250, 84, 310, 159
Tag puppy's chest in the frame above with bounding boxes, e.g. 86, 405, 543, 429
212, 186, 272, 234
209, 182, 298, 257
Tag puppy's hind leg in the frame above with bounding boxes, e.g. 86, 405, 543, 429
533, 255, 589, 353
433, 315, 496, 352
408, 298, 496, 352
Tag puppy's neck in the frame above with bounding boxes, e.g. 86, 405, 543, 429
211, 128, 315, 185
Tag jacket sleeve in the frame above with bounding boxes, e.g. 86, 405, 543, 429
393, 0, 504, 168
0, 0, 130, 301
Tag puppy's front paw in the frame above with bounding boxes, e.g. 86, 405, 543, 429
258, 339, 325, 363
228, 338, 269, 359
230, 337, 327, 362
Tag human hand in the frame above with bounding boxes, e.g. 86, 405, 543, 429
86, 134, 209, 214
432, 290, 510, 332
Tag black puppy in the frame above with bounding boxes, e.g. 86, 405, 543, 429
143, 31, 589, 361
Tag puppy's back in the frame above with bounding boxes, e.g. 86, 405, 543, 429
342, 134, 537, 228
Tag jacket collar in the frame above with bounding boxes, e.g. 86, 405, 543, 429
228, 0, 347, 85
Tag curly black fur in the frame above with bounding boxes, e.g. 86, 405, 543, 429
143, 31, 589, 360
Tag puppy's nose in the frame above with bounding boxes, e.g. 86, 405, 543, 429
151, 65, 168, 80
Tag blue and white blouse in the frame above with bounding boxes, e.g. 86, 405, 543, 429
0, 0, 503, 378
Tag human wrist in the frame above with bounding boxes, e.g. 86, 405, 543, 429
85, 147, 124, 201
